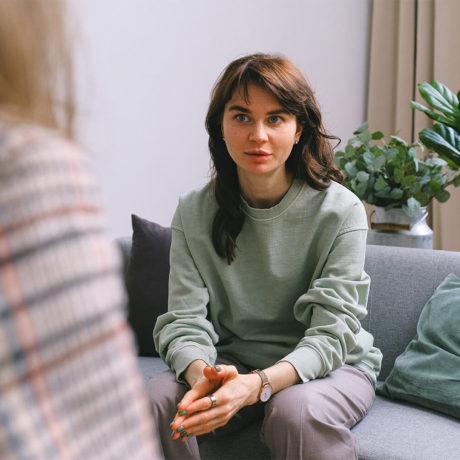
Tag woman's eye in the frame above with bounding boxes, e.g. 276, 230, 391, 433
268, 115, 282, 123
235, 114, 249, 122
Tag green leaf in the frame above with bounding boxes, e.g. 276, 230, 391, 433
394, 167, 404, 184
424, 157, 447, 167
390, 135, 407, 146
411, 101, 457, 127
356, 171, 369, 182
418, 81, 460, 119
402, 197, 420, 217
355, 180, 368, 197
374, 176, 387, 192
373, 155, 386, 170
419, 126, 460, 167
384, 148, 399, 161
418, 173, 431, 185
431, 80, 459, 108
345, 144, 355, 158
414, 191, 430, 206
359, 130, 372, 144
363, 151, 375, 166
344, 161, 358, 177
375, 186, 391, 198
453, 174, 460, 187
428, 179, 441, 194
435, 190, 450, 203
389, 188, 403, 199
401, 175, 417, 187
353, 122, 368, 135
433, 123, 460, 148
371, 131, 384, 140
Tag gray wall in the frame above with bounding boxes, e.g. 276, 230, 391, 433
74, 0, 372, 237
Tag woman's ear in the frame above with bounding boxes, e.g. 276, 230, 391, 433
295, 125, 303, 144
296, 121, 303, 140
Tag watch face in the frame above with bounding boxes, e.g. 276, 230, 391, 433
260, 384, 272, 402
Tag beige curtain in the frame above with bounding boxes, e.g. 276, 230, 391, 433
367, 0, 460, 250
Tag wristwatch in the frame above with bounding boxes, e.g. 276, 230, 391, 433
251, 369, 273, 402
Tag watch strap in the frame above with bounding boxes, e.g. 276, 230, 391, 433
251, 369, 271, 401
251, 369, 269, 386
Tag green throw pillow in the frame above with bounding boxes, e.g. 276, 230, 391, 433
377, 273, 460, 419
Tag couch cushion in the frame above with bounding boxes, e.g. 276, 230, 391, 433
126, 215, 171, 356
352, 396, 460, 460
363, 244, 460, 380
137, 356, 168, 381
201, 401, 460, 460
377, 273, 460, 419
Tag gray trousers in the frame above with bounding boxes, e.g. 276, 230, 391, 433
146, 358, 375, 460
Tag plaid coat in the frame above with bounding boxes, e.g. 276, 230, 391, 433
0, 121, 162, 459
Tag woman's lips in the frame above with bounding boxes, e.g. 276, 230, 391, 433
245, 150, 271, 157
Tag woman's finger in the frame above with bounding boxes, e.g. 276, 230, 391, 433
178, 364, 237, 413
203, 364, 238, 384
175, 403, 233, 439
183, 393, 218, 415
172, 365, 244, 440
177, 379, 214, 412
202, 365, 223, 385
171, 392, 219, 435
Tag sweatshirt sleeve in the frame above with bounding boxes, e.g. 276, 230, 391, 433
280, 201, 372, 382
153, 204, 219, 382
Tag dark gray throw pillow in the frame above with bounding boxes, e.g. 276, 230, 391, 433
126, 214, 171, 357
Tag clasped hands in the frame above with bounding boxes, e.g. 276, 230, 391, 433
170, 363, 260, 441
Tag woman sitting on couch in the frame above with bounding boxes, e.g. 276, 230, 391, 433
150, 53, 382, 460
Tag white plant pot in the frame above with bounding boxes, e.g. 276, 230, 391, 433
367, 206, 433, 249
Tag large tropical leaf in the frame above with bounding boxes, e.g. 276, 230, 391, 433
410, 101, 457, 127
419, 125, 460, 168
417, 81, 460, 121
430, 81, 459, 108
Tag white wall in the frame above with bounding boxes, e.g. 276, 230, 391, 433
74, 0, 372, 237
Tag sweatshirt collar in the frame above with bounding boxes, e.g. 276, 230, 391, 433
241, 179, 305, 221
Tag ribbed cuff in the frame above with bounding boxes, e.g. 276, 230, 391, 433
171, 345, 215, 385
279, 346, 324, 383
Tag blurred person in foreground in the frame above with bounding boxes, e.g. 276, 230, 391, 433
0, 1, 162, 458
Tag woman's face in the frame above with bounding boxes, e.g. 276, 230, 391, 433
221, 84, 302, 186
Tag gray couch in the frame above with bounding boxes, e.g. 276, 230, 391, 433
118, 235, 460, 460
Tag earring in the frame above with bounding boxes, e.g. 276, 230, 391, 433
295, 139, 299, 145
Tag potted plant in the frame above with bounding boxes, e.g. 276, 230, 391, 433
335, 122, 460, 248
411, 80, 460, 170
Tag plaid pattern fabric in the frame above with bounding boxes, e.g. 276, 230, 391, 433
0, 121, 162, 459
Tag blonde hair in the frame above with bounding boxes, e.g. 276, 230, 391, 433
0, 0, 75, 137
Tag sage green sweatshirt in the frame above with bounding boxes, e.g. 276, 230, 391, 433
154, 179, 382, 386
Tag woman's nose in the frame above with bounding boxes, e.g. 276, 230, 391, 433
248, 122, 268, 142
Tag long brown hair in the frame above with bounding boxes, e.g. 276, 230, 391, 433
0, 0, 75, 137
205, 53, 343, 264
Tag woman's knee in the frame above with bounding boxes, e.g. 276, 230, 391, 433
262, 384, 309, 434
262, 378, 347, 438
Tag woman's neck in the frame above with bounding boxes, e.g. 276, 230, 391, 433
239, 171, 294, 209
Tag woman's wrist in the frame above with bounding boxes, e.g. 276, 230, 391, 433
244, 372, 264, 405
184, 359, 209, 387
